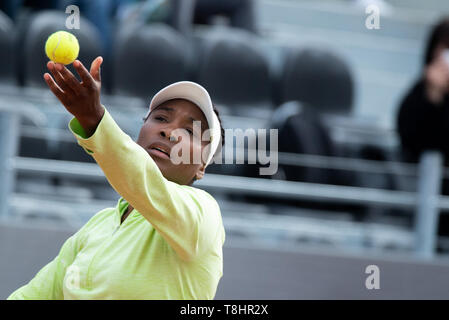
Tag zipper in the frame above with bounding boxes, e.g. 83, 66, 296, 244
111, 224, 120, 236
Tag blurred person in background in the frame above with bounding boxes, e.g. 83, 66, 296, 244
0, 0, 23, 20
193, 0, 257, 33
0, 0, 131, 54
0, 0, 60, 21
396, 17, 449, 239
116, 0, 195, 34
117, 0, 257, 34
57, 0, 127, 54
396, 17, 449, 171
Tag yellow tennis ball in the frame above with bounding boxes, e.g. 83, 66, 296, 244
45, 31, 79, 65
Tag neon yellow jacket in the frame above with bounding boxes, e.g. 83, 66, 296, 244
7, 106, 225, 300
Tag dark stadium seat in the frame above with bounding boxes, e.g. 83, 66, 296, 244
191, 27, 274, 177
112, 23, 190, 101
0, 10, 15, 84
193, 27, 273, 117
18, 136, 52, 159
277, 46, 354, 115
272, 101, 346, 185
18, 116, 59, 160
236, 101, 366, 218
58, 140, 95, 163
20, 10, 102, 88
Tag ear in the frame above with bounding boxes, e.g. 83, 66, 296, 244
195, 164, 207, 181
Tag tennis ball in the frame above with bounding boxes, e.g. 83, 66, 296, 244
45, 31, 79, 65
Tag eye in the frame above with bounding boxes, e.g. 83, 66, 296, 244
155, 116, 166, 122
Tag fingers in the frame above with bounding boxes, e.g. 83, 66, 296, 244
44, 58, 102, 104
53, 62, 82, 92
47, 62, 75, 95
43, 72, 66, 102
73, 59, 95, 88
90, 56, 103, 82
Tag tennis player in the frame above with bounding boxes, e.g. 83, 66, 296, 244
7, 56, 225, 300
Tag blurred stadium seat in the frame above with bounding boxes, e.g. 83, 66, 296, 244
0, 10, 14, 84
112, 23, 190, 101
19, 10, 102, 88
18, 134, 52, 160
59, 140, 95, 163
193, 27, 273, 117
273, 101, 342, 185
276, 46, 354, 115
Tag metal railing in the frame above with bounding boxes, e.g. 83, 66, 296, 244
10, 153, 447, 258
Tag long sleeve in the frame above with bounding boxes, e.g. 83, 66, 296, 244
396, 79, 449, 161
7, 234, 79, 300
68, 105, 224, 262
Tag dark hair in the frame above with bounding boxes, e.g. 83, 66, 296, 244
424, 16, 449, 65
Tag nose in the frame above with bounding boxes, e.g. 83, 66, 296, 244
159, 128, 170, 139
160, 126, 179, 142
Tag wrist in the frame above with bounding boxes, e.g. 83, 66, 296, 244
76, 105, 105, 137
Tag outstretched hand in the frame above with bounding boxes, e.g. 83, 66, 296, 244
44, 56, 105, 136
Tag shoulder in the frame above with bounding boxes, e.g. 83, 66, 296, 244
397, 79, 427, 121
77, 205, 116, 234
180, 186, 226, 248
178, 184, 223, 230
180, 184, 221, 211
400, 79, 426, 107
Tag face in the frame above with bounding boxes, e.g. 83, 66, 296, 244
137, 98, 210, 185
433, 43, 449, 62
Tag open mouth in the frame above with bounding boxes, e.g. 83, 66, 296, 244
148, 145, 170, 160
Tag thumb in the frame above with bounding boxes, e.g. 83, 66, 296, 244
90, 56, 103, 82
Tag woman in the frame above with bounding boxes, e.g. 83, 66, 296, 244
7, 57, 226, 299
396, 17, 449, 239
396, 17, 449, 164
